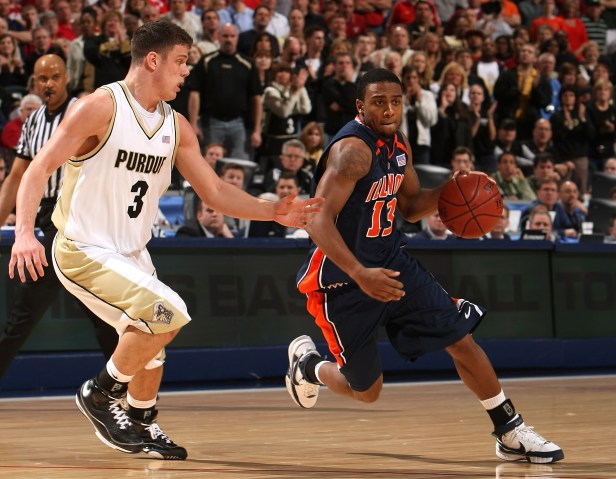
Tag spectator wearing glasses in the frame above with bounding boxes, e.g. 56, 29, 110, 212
264, 139, 312, 194
525, 204, 555, 241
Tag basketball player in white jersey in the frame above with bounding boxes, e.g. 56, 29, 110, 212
8, 21, 323, 460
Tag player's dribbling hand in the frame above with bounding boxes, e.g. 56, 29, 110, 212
452, 169, 496, 186
273, 191, 325, 228
8, 235, 47, 282
355, 268, 405, 302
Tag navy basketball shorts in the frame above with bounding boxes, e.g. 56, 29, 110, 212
318, 249, 486, 392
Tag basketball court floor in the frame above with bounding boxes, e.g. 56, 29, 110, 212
0, 375, 614, 479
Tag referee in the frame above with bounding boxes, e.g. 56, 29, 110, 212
0, 54, 117, 379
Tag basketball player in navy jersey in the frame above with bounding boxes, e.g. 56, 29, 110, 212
286, 68, 564, 464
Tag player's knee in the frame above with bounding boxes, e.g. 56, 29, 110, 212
353, 375, 383, 403
356, 389, 381, 403
158, 327, 182, 343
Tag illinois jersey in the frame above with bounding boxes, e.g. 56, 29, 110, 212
297, 116, 409, 293
52, 81, 179, 255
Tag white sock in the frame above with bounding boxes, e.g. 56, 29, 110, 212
107, 359, 134, 383
314, 361, 328, 385
479, 389, 507, 410
127, 393, 157, 410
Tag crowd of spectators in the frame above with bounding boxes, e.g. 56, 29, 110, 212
2, 0, 616, 241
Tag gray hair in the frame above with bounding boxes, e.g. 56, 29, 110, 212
281, 138, 306, 155
20, 94, 43, 109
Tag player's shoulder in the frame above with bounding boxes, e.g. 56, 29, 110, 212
71, 88, 115, 111
62, 90, 115, 130
328, 135, 372, 179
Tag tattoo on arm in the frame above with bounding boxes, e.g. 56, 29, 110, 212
327, 140, 372, 182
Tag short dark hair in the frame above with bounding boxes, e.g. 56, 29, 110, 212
357, 67, 402, 100
254, 4, 271, 15
452, 145, 474, 162
277, 170, 300, 186
499, 118, 517, 130
201, 8, 219, 21
131, 19, 192, 62
533, 152, 554, 167
221, 162, 245, 174
497, 151, 516, 163
304, 24, 326, 39
559, 84, 577, 102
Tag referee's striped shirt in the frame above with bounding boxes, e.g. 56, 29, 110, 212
15, 96, 77, 200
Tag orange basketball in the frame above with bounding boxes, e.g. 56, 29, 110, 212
437, 172, 503, 239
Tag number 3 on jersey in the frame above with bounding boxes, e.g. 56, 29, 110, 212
366, 198, 397, 237
127, 180, 149, 218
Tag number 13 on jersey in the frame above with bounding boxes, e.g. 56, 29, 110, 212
366, 198, 397, 237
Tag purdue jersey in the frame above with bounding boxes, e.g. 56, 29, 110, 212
297, 116, 409, 292
53, 81, 179, 254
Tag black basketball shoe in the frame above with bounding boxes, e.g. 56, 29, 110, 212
137, 411, 187, 460
75, 379, 143, 454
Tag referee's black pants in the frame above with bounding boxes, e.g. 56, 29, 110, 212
0, 204, 118, 378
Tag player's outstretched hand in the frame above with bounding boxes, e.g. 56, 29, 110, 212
452, 169, 496, 185
8, 235, 47, 282
273, 191, 324, 228
355, 268, 405, 302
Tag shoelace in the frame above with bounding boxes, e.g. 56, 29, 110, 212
508, 426, 549, 446
143, 422, 172, 443
108, 398, 133, 430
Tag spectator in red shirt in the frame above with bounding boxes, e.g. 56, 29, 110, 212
55, 0, 76, 40
0, 93, 42, 149
559, 0, 588, 57
387, 0, 417, 29
530, 0, 563, 41
339, 0, 366, 40
355, 0, 392, 32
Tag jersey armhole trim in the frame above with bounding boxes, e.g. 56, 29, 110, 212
171, 111, 180, 168
69, 86, 117, 164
